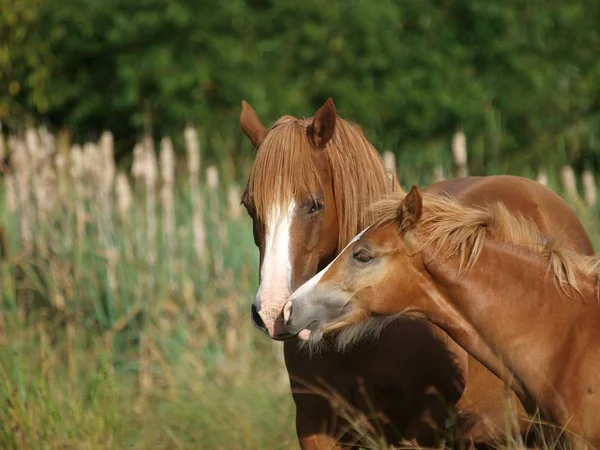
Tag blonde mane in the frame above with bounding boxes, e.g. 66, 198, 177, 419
370, 193, 600, 295
246, 114, 398, 250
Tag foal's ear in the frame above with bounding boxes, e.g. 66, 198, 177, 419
399, 185, 423, 231
307, 98, 336, 149
240, 100, 267, 149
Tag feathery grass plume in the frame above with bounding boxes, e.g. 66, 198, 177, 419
115, 172, 133, 222
55, 152, 68, 199
25, 127, 43, 225
382, 150, 396, 175
4, 173, 17, 213
0, 122, 4, 170
25, 127, 41, 163
9, 136, 32, 251
26, 127, 56, 221
143, 134, 158, 266
98, 131, 116, 237
206, 165, 224, 274
227, 184, 242, 220
537, 168, 548, 186
184, 124, 200, 177
69, 144, 86, 242
184, 124, 206, 267
130, 142, 145, 183
206, 165, 218, 191
82, 142, 105, 252
160, 137, 176, 266
582, 169, 597, 208
115, 172, 134, 263
82, 142, 100, 200
452, 129, 468, 178
433, 165, 445, 182
560, 165, 578, 202
98, 132, 118, 306
129, 141, 146, 259
134, 134, 159, 399
54, 150, 71, 247
37, 128, 58, 227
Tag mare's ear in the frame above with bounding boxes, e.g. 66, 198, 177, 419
307, 98, 336, 149
240, 100, 267, 149
398, 185, 422, 231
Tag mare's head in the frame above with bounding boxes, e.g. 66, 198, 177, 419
240, 98, 393, 339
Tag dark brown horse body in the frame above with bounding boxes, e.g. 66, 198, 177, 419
240, 99, 593, 448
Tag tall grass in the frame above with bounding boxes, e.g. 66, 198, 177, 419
0, 125, 599, 449
0, 127, 295, 449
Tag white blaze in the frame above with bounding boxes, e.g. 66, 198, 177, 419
256, 200, 296, 333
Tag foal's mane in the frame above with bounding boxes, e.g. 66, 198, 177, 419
370, 193, 599, 295
246, 114, 398, 250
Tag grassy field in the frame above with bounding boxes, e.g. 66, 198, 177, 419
0, 128, 599, 449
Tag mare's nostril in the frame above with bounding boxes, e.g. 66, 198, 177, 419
251, 303, 267, 332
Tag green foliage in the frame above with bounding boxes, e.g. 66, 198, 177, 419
1, 1, 600, 169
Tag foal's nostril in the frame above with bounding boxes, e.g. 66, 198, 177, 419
251, 303, 267, 332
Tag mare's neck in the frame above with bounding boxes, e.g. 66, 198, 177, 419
422, 239, 598, 421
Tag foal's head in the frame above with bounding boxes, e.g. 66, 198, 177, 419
283, 185, 430, 345
240, 99, 392, 339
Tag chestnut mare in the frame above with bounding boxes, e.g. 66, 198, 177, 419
240, 98, 594, 448
284, 186, 600, 447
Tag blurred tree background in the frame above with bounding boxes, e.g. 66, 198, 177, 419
1, 0, 599, 173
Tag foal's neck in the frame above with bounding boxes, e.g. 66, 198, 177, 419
423, 239, 599, 423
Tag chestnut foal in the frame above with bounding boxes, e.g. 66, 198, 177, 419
285, 186, 600, 448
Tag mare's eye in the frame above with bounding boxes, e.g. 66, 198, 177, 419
308, 200, 323, 214
353, 251, 373, 263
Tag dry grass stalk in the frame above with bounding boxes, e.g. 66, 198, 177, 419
452, 130, 468, 177
0, 122, 4, 168
25, 128, 46, 223
159, 137, 177, 289
26, 127, 56, 255
184, 124, 200, 177
69, 144, 86, 242
382, 150, 396, 176
67, 321, 76, 382
560, 165, 578, 202
433, 165, 445, 182
53, 150, 71, 248
227, 184, 242, 220
138, 333, 154, 397
98, 131, 116, 239
82, 142, 99, 202
206, 165, 224, 274
9, 136, 33, 251
160, 137, 176, 261
115, 172, 133, 222
184, 125, 206, 266
130, 142, 145, 183
582, 169, 597, 208
537, 169, 548, 186
5, 173, 17, 213
54, 152, 68, 202
140, 135, 158, 266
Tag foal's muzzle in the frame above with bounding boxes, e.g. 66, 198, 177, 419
250, 303, 294, 341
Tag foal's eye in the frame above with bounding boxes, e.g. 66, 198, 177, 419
308, 200, 323, 214
353, 251, 373, 263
